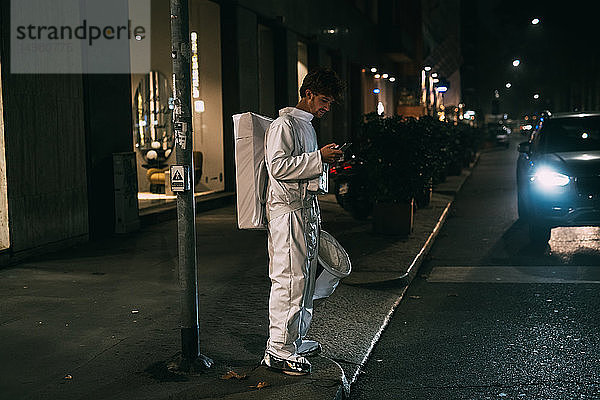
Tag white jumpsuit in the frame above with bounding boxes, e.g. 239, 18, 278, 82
264, 107, 323, 361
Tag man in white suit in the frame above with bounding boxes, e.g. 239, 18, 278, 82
261, 68, 345, 375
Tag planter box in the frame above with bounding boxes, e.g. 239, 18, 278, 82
372, 199, 414, 236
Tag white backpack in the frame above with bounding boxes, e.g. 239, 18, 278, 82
232, 112, 273, 230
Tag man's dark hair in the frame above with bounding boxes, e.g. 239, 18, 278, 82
299, 67, 345, 102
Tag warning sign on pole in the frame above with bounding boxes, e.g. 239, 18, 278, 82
170, 165, 190, 192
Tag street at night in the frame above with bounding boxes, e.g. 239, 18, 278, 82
352, 135, 600, 399
2, 0, 600, 399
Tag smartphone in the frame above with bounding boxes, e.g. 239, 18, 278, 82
337, 142, 352, 152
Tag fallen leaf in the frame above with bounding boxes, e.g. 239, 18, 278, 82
250, 381, 269, 389
409, 295, 421, 299
221, 370, 247, 380
166, 361, 178, 372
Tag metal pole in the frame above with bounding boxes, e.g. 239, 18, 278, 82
169, 0, 212, 370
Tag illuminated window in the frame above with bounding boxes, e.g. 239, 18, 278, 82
297, 41, 309, 101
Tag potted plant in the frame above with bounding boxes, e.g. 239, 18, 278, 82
418, 116, 449, 185
405, 117, 435, 208
357, 114, 422, 235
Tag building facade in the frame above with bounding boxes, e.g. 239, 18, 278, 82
0, 0, 431, 265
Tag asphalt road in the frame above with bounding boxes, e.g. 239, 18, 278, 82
352, 136, 600, 400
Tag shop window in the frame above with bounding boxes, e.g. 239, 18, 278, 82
189, 0, 224, 194
133, 0, 224, 212
133, 71, 175, 175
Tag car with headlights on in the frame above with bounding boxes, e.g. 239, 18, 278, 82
517, 112, 600, 245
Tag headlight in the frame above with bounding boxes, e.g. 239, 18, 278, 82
530, 167, 570, 188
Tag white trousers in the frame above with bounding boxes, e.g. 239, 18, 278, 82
266, 198, 320, 360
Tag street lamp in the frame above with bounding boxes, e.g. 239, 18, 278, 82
533, 93, 540, 99
531, 18, 540, 25
512, 59, 521, 67
506, 82, 512, 88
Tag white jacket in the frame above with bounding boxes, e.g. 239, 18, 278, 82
265, 107, 323, 220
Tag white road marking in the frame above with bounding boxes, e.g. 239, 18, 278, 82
427, 266, 600, 283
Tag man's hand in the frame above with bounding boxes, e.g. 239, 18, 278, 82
320, 143, 344, 164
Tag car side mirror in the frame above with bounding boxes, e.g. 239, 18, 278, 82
518, 142, 530, 153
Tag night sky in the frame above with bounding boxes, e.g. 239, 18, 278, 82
464, 0, 598, 118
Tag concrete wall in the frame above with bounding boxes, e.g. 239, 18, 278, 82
0, 0, 135, 261
220, 4, 259, 192
83, 73, 135, 239
0, 68, 89, 255
1, 0, 89, 256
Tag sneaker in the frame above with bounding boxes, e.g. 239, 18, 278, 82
261, 352, 311, 376
297, 339, 322, 357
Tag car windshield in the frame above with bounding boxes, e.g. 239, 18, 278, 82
538, 116, 600, 153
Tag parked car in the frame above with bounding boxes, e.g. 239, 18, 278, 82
517, 112, 600, 245
488, 122, 510, 148
329, 155, 373, 220
495, 125, 511, 148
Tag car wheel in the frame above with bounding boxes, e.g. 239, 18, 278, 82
529, 223, 551, 246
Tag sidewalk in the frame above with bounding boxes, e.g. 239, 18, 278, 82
0, 162, 476, 400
